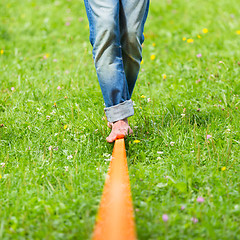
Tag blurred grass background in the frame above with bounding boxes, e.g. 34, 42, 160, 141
0, 0, 240, 239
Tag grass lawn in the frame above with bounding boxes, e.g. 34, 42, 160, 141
0, 0, 240, 239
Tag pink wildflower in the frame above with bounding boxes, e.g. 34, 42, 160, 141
197, 197, 205, 203
181, 205, 185, 210
0, 163, 5, 168
162, 214, 169, 222
191, 217, 198, 224
207, 135, 212, 139
196, 79, 201, 84
196, 53, 202, 58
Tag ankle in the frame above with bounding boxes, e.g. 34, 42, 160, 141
113, 118, 128, 125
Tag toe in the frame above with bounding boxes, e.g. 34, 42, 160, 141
106, 132, 117, 143
128, 127, 133, 135
107, 122, 113, 129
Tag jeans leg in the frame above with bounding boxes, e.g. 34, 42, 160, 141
84, 0, 134, 123
120, 0, 149, 96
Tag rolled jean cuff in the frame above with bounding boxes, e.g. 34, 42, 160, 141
104, 99, 134, 123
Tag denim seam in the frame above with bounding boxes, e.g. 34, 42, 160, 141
84, 0, 95, 47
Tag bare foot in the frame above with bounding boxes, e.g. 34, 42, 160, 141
106, 119, 133, 143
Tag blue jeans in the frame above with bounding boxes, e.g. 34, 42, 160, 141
84, 0, 149, 122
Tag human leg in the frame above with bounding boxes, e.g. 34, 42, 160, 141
119, 0, 149, 96
84, 0, 134, 123
106, 0, 149, 143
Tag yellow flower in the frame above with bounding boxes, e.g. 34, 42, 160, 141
197, 35, 202, 39
0, 49, 4, 55
133, 140, 140, 143
139, 107, 142, 109
150, 54, 156, 60
152, 43, 156, 47
236, 30, 240, 35
43, 53, 50, 59
141, 95, 146, 98
64, 125, 68, 130
163, 74, 167, 80
202, 28, 208, 34
187, 38, 194, 43
182, 37, 186, 41
221, 166, 226, 171
0, 174, 2, 179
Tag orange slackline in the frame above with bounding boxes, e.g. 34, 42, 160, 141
92, 138, 136, 240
